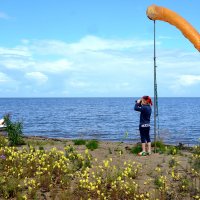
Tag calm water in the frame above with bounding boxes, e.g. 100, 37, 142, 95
0, 97, 199, 145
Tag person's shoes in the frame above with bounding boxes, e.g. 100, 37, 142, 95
138, 151, 147, 156
147, 152, 152, 155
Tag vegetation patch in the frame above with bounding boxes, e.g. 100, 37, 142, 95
3, 114, 25, 146
86, 140, 99, 150
192, 144, 200, 171
0, 133, 199, 199
130, 144, 142, 154
152, 140, 166, 153
73, 139, 86, 145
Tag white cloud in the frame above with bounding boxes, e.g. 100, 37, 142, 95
70, 35, 130, 52
1, 59, 34, 70
0, 46, 33, 70
0, 47, 31, 57
35, 59, 72, 74
29, 40, 69, 56
25, 72, 48, 85
68, 80, 90, 88
0, 35, 200, 97
167, 74, 200, 96
0, 12, 9, 20
0, 73, 20, 95
177, 75, 200, 86
68, 35, 154, 53
27, 35, 154, 56
27, 36, 154, 58
0, 72, 12, 83
0, 44, 73, 74
21, 39, 30, 45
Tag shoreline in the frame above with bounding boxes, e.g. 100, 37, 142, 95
1, 129, 198, 150
22, 134, 197, 149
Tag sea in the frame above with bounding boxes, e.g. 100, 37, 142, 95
0, 97, 199, 146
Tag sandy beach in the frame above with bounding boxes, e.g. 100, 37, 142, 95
0, 135, 196, 200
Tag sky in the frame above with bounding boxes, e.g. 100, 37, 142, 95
0, 0, 200, 97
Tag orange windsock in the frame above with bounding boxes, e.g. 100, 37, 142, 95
146, 4, 200, 52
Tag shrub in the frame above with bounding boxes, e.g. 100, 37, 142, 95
169, 157, 178, 168
192, 145, 200, 171
114, 147, 124, 155
0, 136, 8, 147
1, 177, 20, 198
86, 140, 99, 150
39, 175, 51, 192
39, 146, 45, 151
152, 140, 166, 153
73, 139, 86, 145
65, 145, 74, 157
178, 178, 190, 193
166, 146, 179, 155
108, 147, 112, 154
130, 144, 142, 154
193, 157, 200, 172
3, 114, 25, 146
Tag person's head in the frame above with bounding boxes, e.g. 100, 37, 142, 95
141, 96, 152, 106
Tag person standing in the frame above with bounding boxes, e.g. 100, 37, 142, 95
134, 96, 152, 156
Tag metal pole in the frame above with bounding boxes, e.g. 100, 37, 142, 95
154, 20, 157, 153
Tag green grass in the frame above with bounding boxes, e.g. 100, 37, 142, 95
73, 139, 86, 145
86, 140, 99, 150
152, 140, 166, 153
25, 139, 55, 147
130, 144, 142, 154
169, 157, 178, 168
166, 146, 179, 155
192, 144, 200, 171
39, 146, 45, 151
0, 136, 8, 147
154, 176, 164, 188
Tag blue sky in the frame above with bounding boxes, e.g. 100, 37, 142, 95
0, 0, 200, 97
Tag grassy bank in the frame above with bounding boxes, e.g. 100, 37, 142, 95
0, 135, 199, 199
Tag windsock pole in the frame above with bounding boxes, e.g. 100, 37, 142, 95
153, 20, 157, 153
